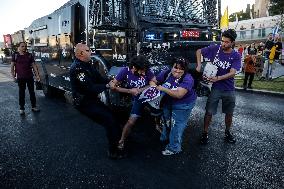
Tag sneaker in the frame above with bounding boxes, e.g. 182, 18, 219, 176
247, 86, 253, 89
200, 132, 208, 144
162, 149, 178, 156
259, 76, 265, 81
31, 107, 40, 112
19, 109, 25, 115
224, 131, 236, 144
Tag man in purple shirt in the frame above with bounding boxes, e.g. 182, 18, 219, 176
11, 42, 40, 115
196, 29, 241, 144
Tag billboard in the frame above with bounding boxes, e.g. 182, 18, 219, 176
3, 34, 12, 48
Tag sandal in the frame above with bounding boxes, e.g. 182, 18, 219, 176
156, 124, 162, 133
117, 140, 127, 159
118, 140, 125, 150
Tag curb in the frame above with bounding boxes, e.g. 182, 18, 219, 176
1, 63, 10, 65
235, 87, 284, 97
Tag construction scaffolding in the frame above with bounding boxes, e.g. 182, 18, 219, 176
89, 0, 220, 27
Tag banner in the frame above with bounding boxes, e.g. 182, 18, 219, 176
201, 62, 218, 89
139, 83, 171, 109
220, 6, 229, 30
272, 25, 279, 37
3, 34, 12, 48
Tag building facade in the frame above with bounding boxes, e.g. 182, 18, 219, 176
11, 30, 25, 45
254, 0, 269, 18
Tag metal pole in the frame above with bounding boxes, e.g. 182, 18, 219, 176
100, 0, 103, 25
218, 0, 221, 27
86, 0, 89, 45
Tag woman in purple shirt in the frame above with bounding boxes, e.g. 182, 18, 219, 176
152, 58, 197, 155
109, 55, 155, 154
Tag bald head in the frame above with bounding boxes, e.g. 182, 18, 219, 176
74, 43, 91, 62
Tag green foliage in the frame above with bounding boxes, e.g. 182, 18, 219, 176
269, 0, 284, 15
229, 12, 250, 22
11, 44, 17, 53
3, 48, 10, 56
269, 0, 284, 29
235, 76, 284, 93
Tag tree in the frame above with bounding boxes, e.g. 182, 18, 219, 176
269, 0, 284, 15
229, 11, 250, 22
3, 48, 10, 56
269, 0, 284, 30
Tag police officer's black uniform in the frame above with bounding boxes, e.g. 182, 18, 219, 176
70, 58, 121, 158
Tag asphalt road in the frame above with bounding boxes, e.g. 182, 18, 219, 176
0, 63, 284, 189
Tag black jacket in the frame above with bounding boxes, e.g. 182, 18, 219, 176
70, 58, 108, 101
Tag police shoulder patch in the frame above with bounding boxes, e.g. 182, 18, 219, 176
77, 72, 86, 82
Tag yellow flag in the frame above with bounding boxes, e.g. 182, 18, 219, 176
269, 45, 278, 63
220, 6, 229, 30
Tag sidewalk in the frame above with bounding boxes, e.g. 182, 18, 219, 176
235, 61, 284, 97
0, 62, 13, 82
235, 86, 284, 97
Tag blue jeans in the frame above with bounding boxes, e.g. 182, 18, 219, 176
160, 101, 196, 153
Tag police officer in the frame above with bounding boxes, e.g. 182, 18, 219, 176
69, 43, 121, 159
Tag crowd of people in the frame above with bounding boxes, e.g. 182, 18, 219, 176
239, 23, 267, 39
69, 29, 241, 159
237, 33, 283, 89
11, 29, 281, 160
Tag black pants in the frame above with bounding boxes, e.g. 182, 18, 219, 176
243, 72, 255, 88
17, 78, 36, 110
78, 99, 121, 152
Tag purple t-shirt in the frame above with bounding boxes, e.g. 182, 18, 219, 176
12, 53, 35, 79
115, 67, 155, 89
201, 45, 241, 91
156, 70, 197, 105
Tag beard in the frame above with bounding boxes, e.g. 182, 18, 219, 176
134, 70, 141, 76
222, 45, 231, 51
